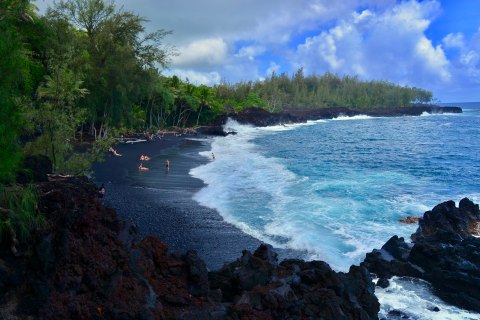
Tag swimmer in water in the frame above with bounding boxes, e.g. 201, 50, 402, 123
139, 163, 149, 171
212, 152, 216, 160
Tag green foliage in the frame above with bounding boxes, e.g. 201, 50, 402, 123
237, 92, 268, 111
0, 0, 35, 183
0, 185, 44, 243
215, 70, 433, 111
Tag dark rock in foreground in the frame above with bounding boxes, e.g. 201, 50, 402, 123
363, 198, 480, 312
210, 244, 379, 319
0, 176, 379, 319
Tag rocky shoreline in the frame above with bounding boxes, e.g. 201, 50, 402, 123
363, 198, 480, 313
200, 105, 462, 134
0, 168, 379, 319
1, 153, 479, 319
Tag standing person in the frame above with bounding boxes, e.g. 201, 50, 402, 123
166, 159, 170, 171
98, 184, 105, 198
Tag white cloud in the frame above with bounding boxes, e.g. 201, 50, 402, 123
172, 38, 228, 67
266, 62, 281, 76
443, 33, 465, 49
293, 1, 451, 88
235, 45, 266, 61
441, 28, 480, 97
164, 69, 222, 86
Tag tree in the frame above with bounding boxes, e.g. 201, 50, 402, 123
0, 0, 37, 183
29, 62, 88, 170
195, 85, 214, 126
50, 0, 174, 137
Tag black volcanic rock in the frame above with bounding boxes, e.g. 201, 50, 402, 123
411, 198, 480, 243
363, 198, 480, 312
201, 104, 462, 136
0, 176, 380, 319
210, 245, 379, 319
207, 105, 462, 133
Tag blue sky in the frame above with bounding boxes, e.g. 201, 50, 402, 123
35, 0, 480, 102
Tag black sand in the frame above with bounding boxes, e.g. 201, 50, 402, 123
92, 135, 264, 270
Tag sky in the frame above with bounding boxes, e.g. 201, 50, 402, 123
34, 0, 480, 102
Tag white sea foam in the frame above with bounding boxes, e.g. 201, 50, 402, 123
421, 111, 464, 117
332, 114, 374, 121
188, 113, 480, 317
376, 277, 480, 319
191, 117, 479, 267
191, 120, 427, 271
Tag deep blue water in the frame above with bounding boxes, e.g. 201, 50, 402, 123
190, 104, 480, 319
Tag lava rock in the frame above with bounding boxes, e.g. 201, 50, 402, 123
363, 198, 480, 312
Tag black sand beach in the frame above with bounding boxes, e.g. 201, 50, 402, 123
92, 135, 263, 270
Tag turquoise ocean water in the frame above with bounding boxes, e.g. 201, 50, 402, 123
190, 104, 480, 319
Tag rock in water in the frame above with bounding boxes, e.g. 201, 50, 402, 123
399, 216, 420, 224
363, 198, 480, 312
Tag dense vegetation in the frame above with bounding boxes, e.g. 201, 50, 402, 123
1, 0, 434, 180
217, 69, 433, 112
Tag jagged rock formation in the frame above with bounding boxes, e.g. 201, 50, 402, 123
363, 198, 480, 312
0, 175, 379, 319
210, 245, 379, 319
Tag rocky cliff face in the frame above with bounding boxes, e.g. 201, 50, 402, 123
0, 175, 380, 319
363, 198, 480, 312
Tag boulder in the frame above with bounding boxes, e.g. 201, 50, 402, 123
411, 198, 480, 242
399, 216, 419, 224
363, 198, 480, 312
211, 247, 379, 319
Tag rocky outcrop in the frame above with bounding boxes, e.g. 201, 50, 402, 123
399, 216, 420, 224
210, 245, 380, 319
201, 105, 462, 134
0, 176, 380, 319
363, 198, 480, 312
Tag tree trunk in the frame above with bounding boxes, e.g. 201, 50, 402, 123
196, 104, 204, 126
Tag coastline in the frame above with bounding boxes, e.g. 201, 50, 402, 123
92, 134, 266, 270
91, 106, 465, 271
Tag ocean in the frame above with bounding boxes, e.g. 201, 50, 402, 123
190, 103, 480, 319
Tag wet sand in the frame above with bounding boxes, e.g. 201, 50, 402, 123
92, 135, 263, 270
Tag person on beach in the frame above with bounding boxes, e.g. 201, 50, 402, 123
165, 159, 170, 170
109, 147, 122, 156
139, 163, 149, 171
140, 154, 151, 161
211, 152, 216, 160
98, 184, 105, 198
